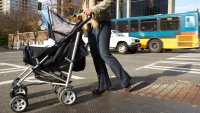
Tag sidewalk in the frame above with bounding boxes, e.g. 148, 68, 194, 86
37, 91, 200, 113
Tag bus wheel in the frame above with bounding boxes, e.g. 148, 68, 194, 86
148, 39, 163, 53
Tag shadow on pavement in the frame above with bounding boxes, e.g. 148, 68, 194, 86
130, 64, 192, 92
24, 64, 193, 112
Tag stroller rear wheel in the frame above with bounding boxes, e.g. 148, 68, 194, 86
59, 89, 76, 105
10, 95, 28, 112
10, 85, 28, 98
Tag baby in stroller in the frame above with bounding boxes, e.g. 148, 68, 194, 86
9, 4, 91, 112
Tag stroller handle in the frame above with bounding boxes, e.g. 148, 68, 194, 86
58, 16, 92, 45
75, 16, 92, 30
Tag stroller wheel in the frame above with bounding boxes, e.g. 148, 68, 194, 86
10, 95, 28, 112
52, 85, 62, 94
56, 86, 65, 96
10, 85, 28, 98
59, 89, 76, 105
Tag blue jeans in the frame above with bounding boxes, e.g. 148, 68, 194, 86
88, 21, 132, 90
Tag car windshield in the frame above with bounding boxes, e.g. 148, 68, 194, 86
112, 30, 125, 36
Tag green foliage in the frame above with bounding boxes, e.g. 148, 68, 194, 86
0, 35, 8, 48
0, 10, 42, 48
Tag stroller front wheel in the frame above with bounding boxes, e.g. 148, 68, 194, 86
59, 89, 76, 105
10, 85, 28, 98
10, 95, 28, 112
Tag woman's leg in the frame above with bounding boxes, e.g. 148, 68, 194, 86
97, 22, 132, 88
88, 24, 111, 91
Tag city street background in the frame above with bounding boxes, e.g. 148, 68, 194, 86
0, 49, 200, 112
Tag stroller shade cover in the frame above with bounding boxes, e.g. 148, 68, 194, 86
23, 8, 88, 72
41, 9, 76, 42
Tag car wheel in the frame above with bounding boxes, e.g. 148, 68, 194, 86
148, 39, 163, 53
117, 43, 128, 54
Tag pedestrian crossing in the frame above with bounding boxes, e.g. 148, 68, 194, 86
0, 63, 27, 74
0, 63, 86, 86
136, 53, 200, 74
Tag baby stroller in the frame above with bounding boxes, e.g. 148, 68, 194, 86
9, 5, 91, 112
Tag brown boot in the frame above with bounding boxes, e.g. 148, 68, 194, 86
122, 83, 132, 93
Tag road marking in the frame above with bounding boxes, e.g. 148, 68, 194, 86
0, 80, 14, 85
0, 74, 86, 86
0, 63, 27, 74
168, 57, 200, 61
0, 69, 26, 74
71, 75, 86, 79
0, 51, 20, 54
158, 61, 200, 65
177, 53, 200, 57
136, 61, 160, 70
0, 63, 26, 68
136, 53, 200, 74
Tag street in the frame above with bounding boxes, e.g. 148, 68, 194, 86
0, 49, 200, 113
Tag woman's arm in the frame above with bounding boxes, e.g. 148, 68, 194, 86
91, 0, 112, 16
84, 0, 112, 16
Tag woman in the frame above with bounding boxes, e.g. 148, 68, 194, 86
81, 0, 132, 94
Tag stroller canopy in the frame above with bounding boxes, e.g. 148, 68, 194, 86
41, 9, 76, 42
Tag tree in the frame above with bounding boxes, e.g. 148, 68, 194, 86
0, 10, 42, 49
27, 12, 41, 45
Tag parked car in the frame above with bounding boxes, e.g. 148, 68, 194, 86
82, 30, 140, 54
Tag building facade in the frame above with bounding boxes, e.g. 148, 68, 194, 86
114, 0, 175, 19
0, 0, 38, 14
57, 0, 81, 17
56, 0, 175, 19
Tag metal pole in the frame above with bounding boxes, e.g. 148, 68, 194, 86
17, 31, 19, 50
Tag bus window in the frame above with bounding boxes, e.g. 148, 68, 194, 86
111, 22, 116, 30
140, 19, 157, 31
160, 17, 180, 30
116, 21, 129, 32
130, 20, 139, 32
185, 16, 195, 27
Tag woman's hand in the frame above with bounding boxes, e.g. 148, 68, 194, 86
84, 8, 92, 16
76, 13, 83, 21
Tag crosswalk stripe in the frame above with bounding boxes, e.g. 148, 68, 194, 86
0, 68, 26, 72
143, 66, 200, 74
137, 53, 200, 74
0, 63, 26, 68
167, 57, 200, 61
0, 69, 26, 74
0, 75, 86, 86
158, 61, 200, 65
